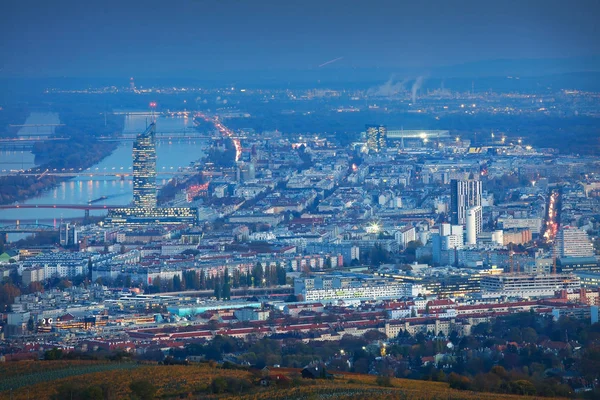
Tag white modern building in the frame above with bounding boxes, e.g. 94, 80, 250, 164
466, 205, 482, 245
481, 273, 580, 298
450, 179, 482, 226
497, 217, 543, 235
556, 226, 594, 258
20, 253, 88, 279
295, 274, 419, 301
395, 225, 416, 248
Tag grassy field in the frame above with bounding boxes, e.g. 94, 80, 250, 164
0, 361, 568, 400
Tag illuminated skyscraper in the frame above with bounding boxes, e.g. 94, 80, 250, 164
133, 123, 157, 209
106, 121, 199, 226
450, 179, 482, 226
366, 124, 387, 152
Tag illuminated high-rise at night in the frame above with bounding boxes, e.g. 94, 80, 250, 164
107, 121, 198, 226
133, 123, 157, 209
450, 179, 482, 226
366, 125, 387, 152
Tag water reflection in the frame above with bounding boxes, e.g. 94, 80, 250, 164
0, 114, 207, 222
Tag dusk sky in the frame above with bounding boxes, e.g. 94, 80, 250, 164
1, 0, 599, 78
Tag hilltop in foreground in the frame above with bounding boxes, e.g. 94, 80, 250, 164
0, 360, 567, 400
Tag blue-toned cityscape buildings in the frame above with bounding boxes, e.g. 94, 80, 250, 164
0, 83, 599, 389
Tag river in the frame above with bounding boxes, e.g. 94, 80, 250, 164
0, 113, 208, 225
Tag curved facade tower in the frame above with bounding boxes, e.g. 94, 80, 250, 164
132, 123, 157, 209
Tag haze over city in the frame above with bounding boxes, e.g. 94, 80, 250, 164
2, 0, 600, 79
0, 1, 600, 399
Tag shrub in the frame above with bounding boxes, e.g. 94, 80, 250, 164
375, 375, 394, 387
129, 379, 157, 400
447, 372, 472, 390
210, 376, 253, 394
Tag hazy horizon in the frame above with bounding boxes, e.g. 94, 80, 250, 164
2, 0, 599, 79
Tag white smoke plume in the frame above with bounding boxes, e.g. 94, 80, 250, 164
367, 76, 409, 97
411, 76, 425, 103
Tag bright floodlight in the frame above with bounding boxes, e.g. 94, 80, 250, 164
368, 222, 380, 234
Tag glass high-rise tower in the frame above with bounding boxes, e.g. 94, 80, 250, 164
106, 121, 199, 226
133, 123, 157, 209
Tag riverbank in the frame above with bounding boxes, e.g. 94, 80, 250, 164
0, 113, 123, 205
155, 139, 229, 204
0, 114, 210, 222
0, 140, 118, 205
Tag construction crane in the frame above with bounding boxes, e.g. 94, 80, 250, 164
509, 250, 514, 274
552, 243, 557, 275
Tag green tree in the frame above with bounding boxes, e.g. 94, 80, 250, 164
173, 275, 182, 292
214, 275, 222, 300
199, 269, 206, 289
166, 277, 174, 292
405, 240, 423, 256
151, 276, 162, 293
447, 372, 472, 390
44, 348, 64, 360
57, 278, 72, 290
276, 265, 287, 285
522, 327, 538, 344
129, 380, 157, 400
51, 384, 103, 400
369, 244, 390, 266
0, 282, 20, 312
232, 269, 241, 287
211, 376, 228, 394
253, 262, 264, 287
222, 269, 231, 300
578, 346, 600, 381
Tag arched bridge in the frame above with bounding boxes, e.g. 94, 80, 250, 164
0, 204, 120, 211
0, 223, 58, 233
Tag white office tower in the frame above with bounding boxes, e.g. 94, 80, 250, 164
442, 234, 463, 250
440, 223, 452, 236
451, 224, 463, 238
556, 226, 594, 258
492, 230, 504, 246
466, 205, 482, 245
450, 179, 482, 225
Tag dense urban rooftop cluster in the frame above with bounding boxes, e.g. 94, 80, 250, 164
1, 82, 600, 396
